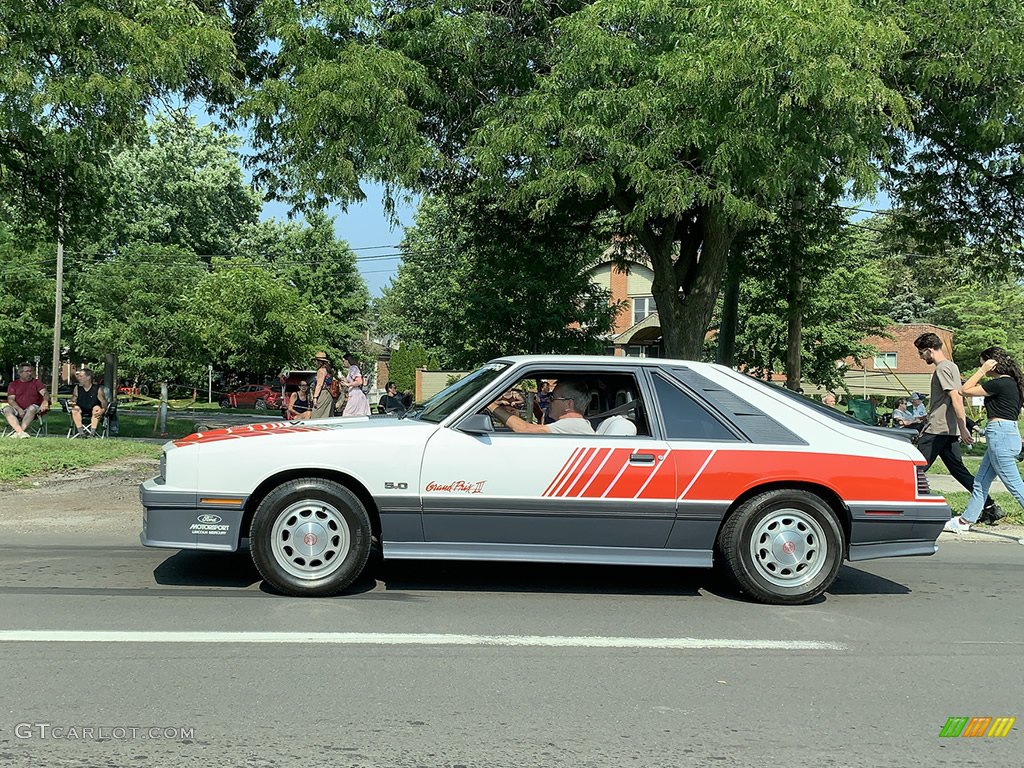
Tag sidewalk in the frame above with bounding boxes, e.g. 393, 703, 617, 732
927, 474, 1008, 494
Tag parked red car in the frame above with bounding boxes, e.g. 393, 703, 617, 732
219, 384, 281, 411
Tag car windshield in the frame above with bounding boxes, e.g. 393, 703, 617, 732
411, 362, 511, 424
743, 375, 867, 426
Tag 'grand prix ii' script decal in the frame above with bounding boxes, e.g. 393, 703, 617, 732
425, 481, 487, 494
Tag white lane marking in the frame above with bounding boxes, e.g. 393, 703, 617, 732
0, 631, 846, 650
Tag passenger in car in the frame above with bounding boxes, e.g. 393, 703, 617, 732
488, 379, 595, 434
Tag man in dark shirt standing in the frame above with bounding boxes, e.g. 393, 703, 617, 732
914, 333, 1004, 524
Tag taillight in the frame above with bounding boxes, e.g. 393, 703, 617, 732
916, 466, 930, 495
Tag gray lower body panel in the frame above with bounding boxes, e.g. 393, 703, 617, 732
139, 479, 245, 552
846, 500, 950, 561
383, 541, 712, 568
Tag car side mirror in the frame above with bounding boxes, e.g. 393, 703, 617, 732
459, 413, 494, 435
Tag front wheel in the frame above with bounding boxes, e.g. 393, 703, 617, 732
716, 489, 844, 605
254, 398, 267, 410
250, 478, 371, 596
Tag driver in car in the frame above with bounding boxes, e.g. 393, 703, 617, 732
488, 379, 595, 434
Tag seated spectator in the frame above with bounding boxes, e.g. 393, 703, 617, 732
378, 382, 406, 414
69, 368, 108, 438
909, 394, 927, 421
286, 382, 312, 421
891, 399, 917, 428
822, 392, 839, 409
3, 362, 49, 438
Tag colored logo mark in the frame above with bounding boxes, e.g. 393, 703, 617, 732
940, 716, 1016, 738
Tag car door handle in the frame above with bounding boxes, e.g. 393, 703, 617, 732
629, 454, 657, 466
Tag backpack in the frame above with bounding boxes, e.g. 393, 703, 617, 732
327, 375, 341, 400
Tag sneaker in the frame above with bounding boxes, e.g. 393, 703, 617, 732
84, 426, 96, 437
75, 427, 89, 439
943, 516, 972, 534
11, 432, 30, 439
979, 503, 1006, 526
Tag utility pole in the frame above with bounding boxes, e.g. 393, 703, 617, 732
49, 218, 64, 403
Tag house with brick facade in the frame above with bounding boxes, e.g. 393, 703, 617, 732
588, 248, 661, 357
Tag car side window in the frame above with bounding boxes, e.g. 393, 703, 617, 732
651, 374, 737, 441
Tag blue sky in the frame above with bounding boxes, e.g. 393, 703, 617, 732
260, 185, 418, 297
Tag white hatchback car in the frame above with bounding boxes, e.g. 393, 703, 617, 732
141, 355, 949, 604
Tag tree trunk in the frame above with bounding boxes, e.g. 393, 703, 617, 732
717, 249, 742, 366
639, 205, 734, 360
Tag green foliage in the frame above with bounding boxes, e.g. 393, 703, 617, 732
730, 213, 892, 390
93, 115, 261, 255
930, 282, 1024, 367
378, 195, 618, 369
0, 206, 55, 366
386, 343, 438, 395
190, 257, 327, 376
884, 0, 1024, 268
231, 212, 370, 359
68, 247, 207, 383
0, 0, 240, 231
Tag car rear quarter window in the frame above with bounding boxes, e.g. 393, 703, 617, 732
651, 374, 737, 441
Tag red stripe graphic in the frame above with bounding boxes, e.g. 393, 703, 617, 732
561, 448, 612, 498
603, 449, 669, 498
634, 451, 676, 499
550, 447, 598, 497
543, 447, 583, 497
578, 448, 637, 498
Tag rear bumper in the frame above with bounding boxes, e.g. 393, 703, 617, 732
846, 499, 951, 561
139, 479, 246, 552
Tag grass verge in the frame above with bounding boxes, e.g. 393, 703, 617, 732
940, 491, 1024, 525
0, 440, 161, 484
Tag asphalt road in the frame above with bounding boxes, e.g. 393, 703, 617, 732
0, 519, 1022, 768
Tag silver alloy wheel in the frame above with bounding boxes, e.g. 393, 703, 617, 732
270, 499, 351, 581
749, 508, 828, 588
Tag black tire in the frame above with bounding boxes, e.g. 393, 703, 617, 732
219, 397, 231, 408
255, 398, 267, 410
250, 478, 372, 597
716, 489, 843, 605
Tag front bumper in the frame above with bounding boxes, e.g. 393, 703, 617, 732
140, 478, 247, 552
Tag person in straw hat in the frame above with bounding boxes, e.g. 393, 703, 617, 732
310, 352, 336, 419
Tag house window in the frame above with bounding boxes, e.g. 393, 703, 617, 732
624, 345, 659, 359
632, 296, 656, 325
873, 352, 898, 369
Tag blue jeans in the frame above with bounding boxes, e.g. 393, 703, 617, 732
963, 420, 1024, 522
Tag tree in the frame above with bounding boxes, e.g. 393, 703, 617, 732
386, 343, 438, 395
377, 195, 619, 369
729, 219, 892, 391
929, 282, 1024, 367
190, 257, 328, 376
244, 1, 909, 358
0, 1, 241, 232
68, 247, 207, 384
92, 115, 261, 256
231, 212, 370, 358
0, 204, 54, 367
883, 0, 1024, 269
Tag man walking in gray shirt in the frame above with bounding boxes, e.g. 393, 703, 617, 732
914, 332, 1004, 524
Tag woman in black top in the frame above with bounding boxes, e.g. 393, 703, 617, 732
945, 346, 1024, 532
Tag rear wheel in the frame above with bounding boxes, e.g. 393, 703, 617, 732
255, 398, 267, 410
250, 478, 371, 596
716, 489, 843, 605
219, 397, 231, 408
